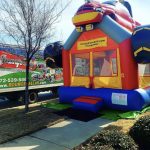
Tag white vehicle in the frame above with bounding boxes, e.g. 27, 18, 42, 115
0, 44, 63, 103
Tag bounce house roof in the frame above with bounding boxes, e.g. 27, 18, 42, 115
64, 16, 132, 50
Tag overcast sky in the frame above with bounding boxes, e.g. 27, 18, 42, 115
54, 0, 150, 43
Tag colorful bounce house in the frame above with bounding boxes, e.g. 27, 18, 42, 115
45, 0, 150, 113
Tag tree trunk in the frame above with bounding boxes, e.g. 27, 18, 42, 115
25, 58, 30, 113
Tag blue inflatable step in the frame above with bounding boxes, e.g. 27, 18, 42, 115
73, 96, 103, 113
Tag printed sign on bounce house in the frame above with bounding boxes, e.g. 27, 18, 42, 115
77, 37, 107, 50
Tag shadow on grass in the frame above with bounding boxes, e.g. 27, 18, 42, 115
54, 108, 101, 122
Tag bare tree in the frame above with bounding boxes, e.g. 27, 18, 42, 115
0, 0, 71, 112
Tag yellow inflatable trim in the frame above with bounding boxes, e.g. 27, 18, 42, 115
139, 76, 150, 88
134, 47, 150, 56
71, 76, 90, 88
72, 12, 99, 24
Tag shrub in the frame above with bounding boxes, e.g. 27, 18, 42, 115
129, 115, 150, 149
74, 144, 114, 150
74, 126, 138, 150
89, 128, 138, 150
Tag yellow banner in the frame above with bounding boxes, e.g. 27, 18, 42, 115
77, 37, 107, 50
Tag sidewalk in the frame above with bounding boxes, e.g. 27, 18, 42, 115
0, 118, 113, 150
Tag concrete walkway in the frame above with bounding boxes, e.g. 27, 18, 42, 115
0, 118, 113, 150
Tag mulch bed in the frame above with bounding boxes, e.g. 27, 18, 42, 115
0, 104, 65, 144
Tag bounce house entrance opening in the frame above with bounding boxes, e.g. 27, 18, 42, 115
71, 49, 122, 89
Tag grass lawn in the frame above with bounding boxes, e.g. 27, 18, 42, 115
0, 100, 65, 144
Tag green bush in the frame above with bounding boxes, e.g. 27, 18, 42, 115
129, 115, 150, 149
74, 127, 138, 150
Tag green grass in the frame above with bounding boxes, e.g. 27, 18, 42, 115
41, 101, 150, 121
100, 106, 150, 121
41, 101, 72, 110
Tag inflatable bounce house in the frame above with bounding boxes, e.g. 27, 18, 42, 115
45, 0, 150, 113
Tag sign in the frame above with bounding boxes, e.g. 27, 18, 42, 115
0, 49, 63, 89
112, 93, 127, 106
0, 51, 36, 70
77, 37, 107, 50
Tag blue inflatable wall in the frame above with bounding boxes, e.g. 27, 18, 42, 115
58, 86, 150, 111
